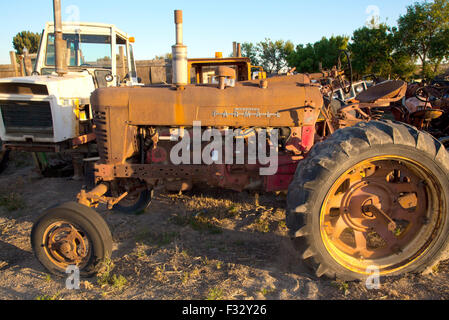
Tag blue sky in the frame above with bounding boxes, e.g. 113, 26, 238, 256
0, 0, 415, 64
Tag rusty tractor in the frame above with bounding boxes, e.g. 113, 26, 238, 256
31, 10, 449, 280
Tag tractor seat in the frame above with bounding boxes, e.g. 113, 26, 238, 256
356, 80, 407, 104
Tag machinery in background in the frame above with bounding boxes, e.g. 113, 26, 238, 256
0, 0, 140, 177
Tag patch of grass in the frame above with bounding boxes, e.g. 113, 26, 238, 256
35, 292, 61, 300
171, 213, 222, 234
0, 192, 25, 212
206, 287, 224, 300
134, 247, 146, 258
227, 205, 240, 216
331, 280, 350, 296
43, 274, 52, 282
255, 218, 270, 233
432, 263, 440, 274
181, 267, 201, 284
181, 250, 190, 258
110, 274, 128, 290
96, 257, 128, 291
191, 216, 222, 234
135, 230, 179, 247
154, 265, 168, 282
260, 287, 276, 296
278, 220, 287, 230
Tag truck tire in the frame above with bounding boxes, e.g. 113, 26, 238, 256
287, 120, 449, 280
31, 202, 113, 277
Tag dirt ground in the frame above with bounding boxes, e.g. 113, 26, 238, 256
0, 151, 448, 300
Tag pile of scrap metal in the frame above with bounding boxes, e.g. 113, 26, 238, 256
390, 79, 449, 143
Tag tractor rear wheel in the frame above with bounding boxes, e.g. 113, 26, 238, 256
287, 120, 449, 280
31, 202, 113, 277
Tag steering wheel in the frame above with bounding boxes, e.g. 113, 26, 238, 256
337, 50, 353, 94
415, 86, 443, 103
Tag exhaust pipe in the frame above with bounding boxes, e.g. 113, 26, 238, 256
53, 0, 67, 76
172, 10, 188, 86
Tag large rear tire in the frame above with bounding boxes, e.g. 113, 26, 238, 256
31, 202, 113, 277
287, 120, 449, 280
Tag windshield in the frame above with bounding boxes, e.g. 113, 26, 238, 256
45, 33, 112, 68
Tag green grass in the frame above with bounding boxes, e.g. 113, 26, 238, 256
206, 287, 224, 300
0, 192, 25, 212
135, 230, 180, 247
35, 292, 61, 300
171, 213, 222, 234
96, 257, 128, 291
260, 287, 276, 296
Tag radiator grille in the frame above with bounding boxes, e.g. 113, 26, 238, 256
0, 100, 53, 136
93, 110, 109, 161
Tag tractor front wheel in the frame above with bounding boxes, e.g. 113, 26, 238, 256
31, 202, 113, 277
287, 121, 449, 280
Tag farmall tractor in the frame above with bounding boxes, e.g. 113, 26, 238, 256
0, 0, 140, 178
31, 10, 449, 280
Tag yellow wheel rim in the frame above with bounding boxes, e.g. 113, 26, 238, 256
320, 155, 444, 275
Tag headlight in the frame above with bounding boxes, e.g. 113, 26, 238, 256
105, 74, 114, 82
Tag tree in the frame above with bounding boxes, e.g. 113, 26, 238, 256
154, 53, 172, 60
13, 31, 41, 55
350, 24, 394, 78
257, 38, 294, 74
286, 36, 349, 73
241, 42, 259, 66
240, 39, 294, 74
350, 23, 416, 80
395, 0, 449, 80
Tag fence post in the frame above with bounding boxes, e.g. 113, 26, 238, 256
24, 50, 33, 76
9, 51, 19, 77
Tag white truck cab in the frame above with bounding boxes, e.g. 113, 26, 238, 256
0, 22, 139, 153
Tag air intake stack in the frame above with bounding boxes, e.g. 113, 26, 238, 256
53, 0, 68, 76
172, 10, 188, 87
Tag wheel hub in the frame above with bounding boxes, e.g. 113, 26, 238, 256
44, 222, 89, 268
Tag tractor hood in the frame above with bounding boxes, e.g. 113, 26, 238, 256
91, 74, 324, 128
0, 72, 95, 101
